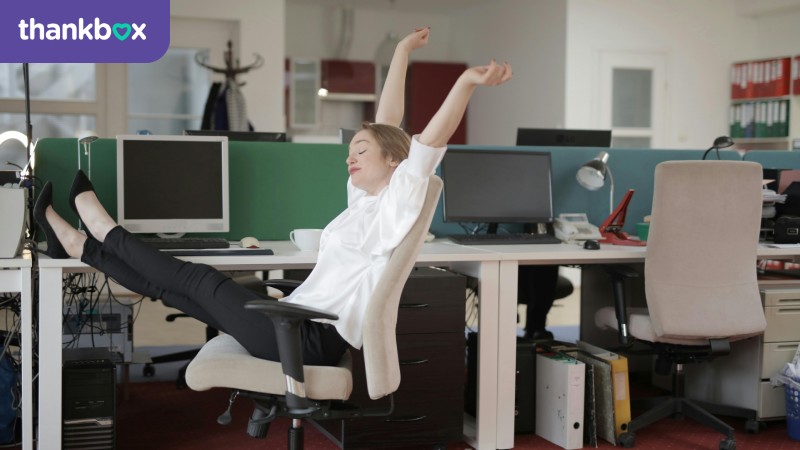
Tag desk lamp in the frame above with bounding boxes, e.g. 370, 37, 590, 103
701, 135, 734, 160
576, 151, 614, 214
576, 152, 645, 246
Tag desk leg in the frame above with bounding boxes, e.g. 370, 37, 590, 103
20, 268, 32, 450
496, 261, 519, 449
39, 268, 63, 449
453, 260, 499, 450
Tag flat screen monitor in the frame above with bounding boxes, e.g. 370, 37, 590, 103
441, 149, 553, 224
116, 134, 229, 234
339, 128, 357, 145
183, 129, 287, 142
516, 128, 611, 147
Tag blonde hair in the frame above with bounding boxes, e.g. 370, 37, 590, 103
360, 122, 411, 163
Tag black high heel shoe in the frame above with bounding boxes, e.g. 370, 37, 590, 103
69, 170, 95, 239
33, 182, 70, 259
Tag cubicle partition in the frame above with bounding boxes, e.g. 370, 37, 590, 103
431, 145, 723, 237
34, 138, 349, 241
34, 138, 800, 241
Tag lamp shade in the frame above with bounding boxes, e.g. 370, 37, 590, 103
576, 151, 610, 191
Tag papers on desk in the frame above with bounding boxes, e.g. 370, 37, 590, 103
762, 243, 800, 248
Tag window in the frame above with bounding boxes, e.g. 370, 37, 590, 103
0, 64, 98, 138
598, 51, 667, 148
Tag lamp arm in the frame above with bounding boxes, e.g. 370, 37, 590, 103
701, 146, 714, 160
606, 166, 615, 215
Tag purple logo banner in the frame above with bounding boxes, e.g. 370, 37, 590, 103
0, 0, 170, 63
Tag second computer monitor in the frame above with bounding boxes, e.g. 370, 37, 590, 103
516, 128, 611, 147
441, 149, 553, 224
183, 129, 287, 142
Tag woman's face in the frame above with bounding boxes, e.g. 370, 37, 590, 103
346, 129, 398, 195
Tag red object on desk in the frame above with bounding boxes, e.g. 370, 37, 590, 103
599, 189, 646, 247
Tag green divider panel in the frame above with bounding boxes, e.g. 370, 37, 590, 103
34, 138, 348, 241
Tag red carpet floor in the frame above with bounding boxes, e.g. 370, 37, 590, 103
112, 382, 800, 450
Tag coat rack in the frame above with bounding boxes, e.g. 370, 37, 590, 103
195, 40, 263, 84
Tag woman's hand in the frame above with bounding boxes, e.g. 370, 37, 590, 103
398, 27, 430, 52
461, 60, 513, 87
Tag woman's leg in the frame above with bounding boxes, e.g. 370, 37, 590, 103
84, 228, 349, 365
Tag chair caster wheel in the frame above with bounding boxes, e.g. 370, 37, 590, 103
618, 432, 635, 448
719, 438, 736, 450
744, 419, 761, 434
142, 364, 155, 377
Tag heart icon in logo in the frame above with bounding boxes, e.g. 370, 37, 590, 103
113, 23, 132, 41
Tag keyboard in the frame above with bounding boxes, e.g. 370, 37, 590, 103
140, 237, 231, 250
448, 233, 562, 245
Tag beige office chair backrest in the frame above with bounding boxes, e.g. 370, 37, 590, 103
644, 160, 766, 341
362, 175, 442, 399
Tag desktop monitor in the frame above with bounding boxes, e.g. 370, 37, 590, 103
516, 128, 612, 147
339, 128, 357, 145
441, 149, 553, 225
183, 129, 287, 142
116, 134, 230, 234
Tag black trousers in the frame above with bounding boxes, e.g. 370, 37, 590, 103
80, 226, 349, 366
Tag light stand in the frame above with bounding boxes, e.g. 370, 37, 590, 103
701, 136, 734, 160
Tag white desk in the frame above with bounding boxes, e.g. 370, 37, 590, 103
464, 241, 800, 450
35, 241, 800, 450
36, 240, 505, 450
0, 254, 32, 450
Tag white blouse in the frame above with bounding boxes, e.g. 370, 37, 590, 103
282, 136, 446, 349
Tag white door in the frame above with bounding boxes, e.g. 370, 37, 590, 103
598, 51, 668, 148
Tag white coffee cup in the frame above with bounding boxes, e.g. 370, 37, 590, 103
289, 228, 323, 252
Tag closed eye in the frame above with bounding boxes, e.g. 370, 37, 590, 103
358, 149, 367, 155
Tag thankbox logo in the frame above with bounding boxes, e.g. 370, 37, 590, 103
18, 18, 147, 41
1, 0, 169, 63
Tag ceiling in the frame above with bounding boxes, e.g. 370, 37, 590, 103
285, 0, 488, 15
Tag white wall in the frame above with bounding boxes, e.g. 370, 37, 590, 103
754, 9, 800, 56
171, 0, 285, 132
564, 0, 757, 149
281, 0, 800, 148
450, 0, 568, 146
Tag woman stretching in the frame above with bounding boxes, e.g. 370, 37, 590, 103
34, 28, 512, 367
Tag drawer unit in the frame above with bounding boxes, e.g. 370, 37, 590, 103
761, 341, 800, 378
314, 267, 467, 449
759, 381, 788, 419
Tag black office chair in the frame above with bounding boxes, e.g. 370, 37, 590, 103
518, 265, 574, 340
594, 161, 767, 450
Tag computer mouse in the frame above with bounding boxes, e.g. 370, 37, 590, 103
240, 236, 260, 249
583, 239, 600, 250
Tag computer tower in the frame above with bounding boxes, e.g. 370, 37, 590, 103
465, 333, 536, 434
62, 348, 116, 449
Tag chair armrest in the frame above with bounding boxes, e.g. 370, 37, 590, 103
244, 300, 339, 412
602, 265, 639, 347
262, 279, 302, 296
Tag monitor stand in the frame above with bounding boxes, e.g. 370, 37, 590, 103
487, 223, 499, 234
598, 189, 646, 247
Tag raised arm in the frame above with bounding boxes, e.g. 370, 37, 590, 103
418, 60, 513, 148
374, 27, 430, 127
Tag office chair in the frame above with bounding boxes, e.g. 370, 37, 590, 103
142, 274, 265, 388
594, 161, 766, 450
184, 175, 443, 450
